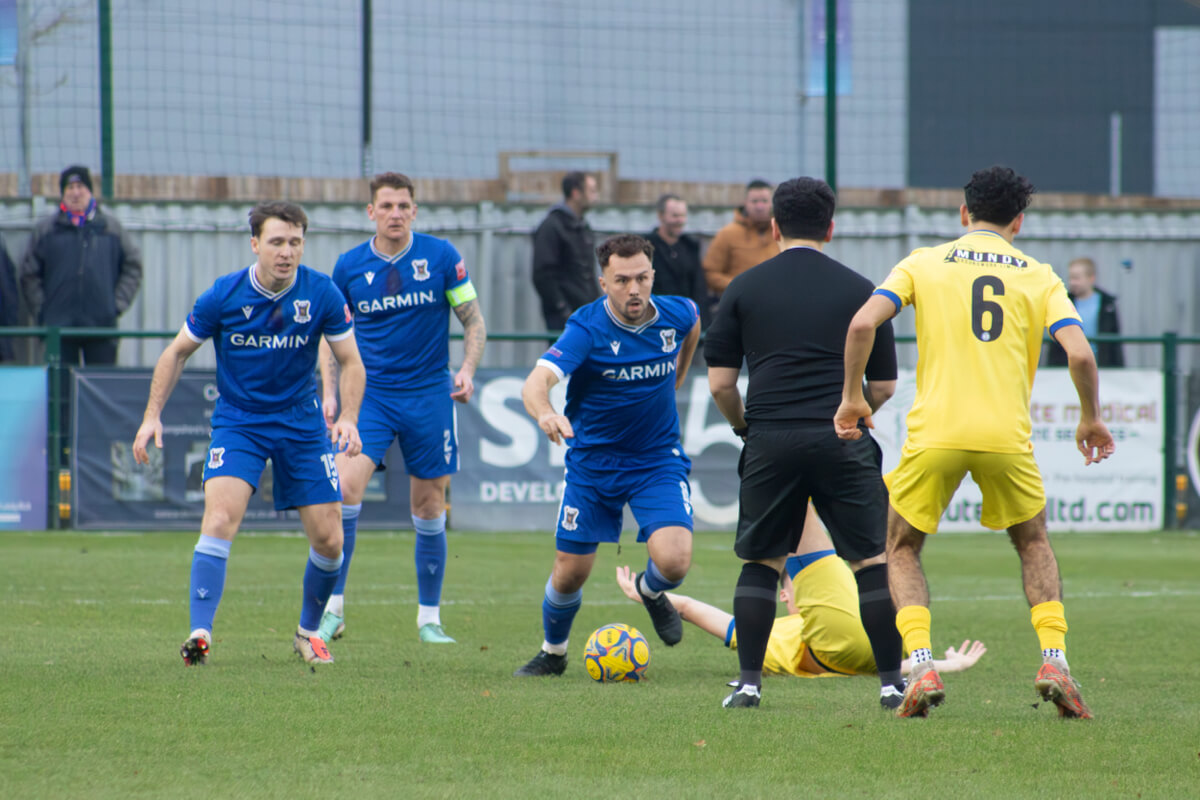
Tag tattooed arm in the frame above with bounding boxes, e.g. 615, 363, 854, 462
451, 298, 487, 403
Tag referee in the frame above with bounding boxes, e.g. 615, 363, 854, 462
704, 177, 905, 710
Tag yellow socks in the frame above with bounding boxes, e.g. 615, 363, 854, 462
896, 605, 932, 663
1031, 600, 1068, 657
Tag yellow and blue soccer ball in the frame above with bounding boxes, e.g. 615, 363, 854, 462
584, 623, 651, 682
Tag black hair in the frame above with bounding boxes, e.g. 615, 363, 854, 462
963, 166, 1035, 226
772, 177, 836, 240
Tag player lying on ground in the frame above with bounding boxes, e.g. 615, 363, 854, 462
615, 521, 985, 685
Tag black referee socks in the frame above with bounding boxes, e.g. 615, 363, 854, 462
732, 562, 781, 688
854, 563, 904, 689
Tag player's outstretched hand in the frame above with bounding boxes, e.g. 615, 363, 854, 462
537, 412, 574, 445
322, 390, 339, 430
132, 419, 163, 465
1076, 419, 1116, 465
833, 398, 872, 440
615, 566, 644, 605
451, 368, 475, 404
331, 419, 362, 458
940, 639, 987, 672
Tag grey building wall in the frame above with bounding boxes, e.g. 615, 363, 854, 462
908, 0, 1200, 196
3, 198, 1197, 372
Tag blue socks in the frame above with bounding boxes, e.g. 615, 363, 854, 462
640, 558, 683, 595
542, 576, 582, 650
189, 535, 231, 633
332, 503, 360, 595
413, 513, 447, 608
300, 547, 344, 632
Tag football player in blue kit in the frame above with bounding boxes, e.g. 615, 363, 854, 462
315, 172, 487, 644
132, 202, 366, 666
513, 233, 701, 677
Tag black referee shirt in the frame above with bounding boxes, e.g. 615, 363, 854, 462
703, 246, 897, 424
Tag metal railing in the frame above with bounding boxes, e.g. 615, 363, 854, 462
0, 328, 1191, 530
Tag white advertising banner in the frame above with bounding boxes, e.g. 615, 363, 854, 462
452, 368, 1162, 533
872, 368, 1161, 532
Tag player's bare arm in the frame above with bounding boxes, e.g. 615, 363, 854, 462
132, 326, 203, 465
674, 319, 701, 389
317, 336, 340, 428
1054, 323, 1116, 465
326, 334, 365, 457
451, 298, 487, 403
522, 364, 574, 444
707, 365, 746, 431
863, 379, 896, 414
835, 294, 896, 439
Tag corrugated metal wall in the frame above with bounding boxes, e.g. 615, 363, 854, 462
2, 198, 1197, 371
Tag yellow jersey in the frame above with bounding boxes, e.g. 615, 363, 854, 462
876, 230, 1080, 453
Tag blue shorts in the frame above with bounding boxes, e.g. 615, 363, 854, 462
555, 449, 694, 554
357, 385, 458, 479
204, 400, 341, 511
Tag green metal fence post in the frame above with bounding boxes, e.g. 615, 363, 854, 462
824, 0, 837, 193
99, 0, 114, 198
1162, 332, 1178, 530
45, 326, 62, 530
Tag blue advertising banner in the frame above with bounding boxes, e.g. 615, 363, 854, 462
73, 369, 410, 530
0, 0, 15, 66
807, 0, 852, 96
0, 366, 47, 530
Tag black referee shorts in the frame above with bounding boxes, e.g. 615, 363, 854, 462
734, 421, 887, 563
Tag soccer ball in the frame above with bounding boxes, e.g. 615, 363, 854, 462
583, 623, 651, 682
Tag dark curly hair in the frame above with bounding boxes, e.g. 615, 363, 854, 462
963, 166, 1035, 226
773, 177, 836, 240
596, 233, 653, 268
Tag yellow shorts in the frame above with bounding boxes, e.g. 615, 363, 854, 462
885, 444, 1045, 533
730, 555, 876, 678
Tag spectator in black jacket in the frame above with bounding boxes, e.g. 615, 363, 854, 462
647, 194, 711, 329
532, 171, 599, 331
1046, 257, 1123, 368
19, 165, 143, 366
0, 232, 20, 362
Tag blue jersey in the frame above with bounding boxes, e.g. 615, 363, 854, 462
185, 264, 353, 417
537, 295, 699, 460
332, 234, 476, 394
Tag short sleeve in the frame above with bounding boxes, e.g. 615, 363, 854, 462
1044, 271, 1082, 333
536, 317, 591, 380
320, 279, 354, 342
185, 285, 220, 342
876, 257, 917, 312
442, 241, 476, 307
702, 285, 743, 368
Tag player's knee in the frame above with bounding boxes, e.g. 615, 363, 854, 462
654, 551, 691, 582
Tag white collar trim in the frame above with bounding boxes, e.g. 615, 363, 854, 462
603, 297, 660, 333
249, 264, 298, 299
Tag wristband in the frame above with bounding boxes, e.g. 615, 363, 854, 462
732, 425, 749, 439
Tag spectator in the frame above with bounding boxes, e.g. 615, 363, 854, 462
0, 233, 20, 362
703, 178, 776, 300
532, 171, 600, 331
20, 165, 143, 366
1046, 257, 1123, 368
647, 194, 711, 329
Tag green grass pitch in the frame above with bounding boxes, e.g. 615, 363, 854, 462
2, 529, 1198, 798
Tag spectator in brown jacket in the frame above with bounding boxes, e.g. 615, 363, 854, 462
703, 179, 776, 299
